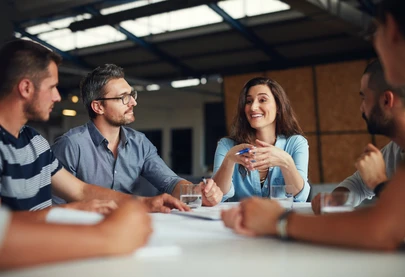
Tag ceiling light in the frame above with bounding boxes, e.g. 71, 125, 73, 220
71, 95, 79, 103
171, 78, 200, 88
62, 109, 77, 116
146, 84, 160, 91
200, 77, 207, 85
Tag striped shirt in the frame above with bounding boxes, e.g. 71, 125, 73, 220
0, 125, 62, 211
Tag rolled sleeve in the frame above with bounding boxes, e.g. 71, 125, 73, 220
291, 136, 310, 202
213, 139, 235, 201
337, 171, 374, 206
141, 138, 184, 195
0, 208, 11, 248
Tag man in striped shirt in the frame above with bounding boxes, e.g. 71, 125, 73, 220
0, 39, 189, 217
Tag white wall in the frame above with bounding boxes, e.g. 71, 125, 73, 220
50, 88, 222, 177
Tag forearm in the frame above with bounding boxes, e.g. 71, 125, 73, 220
287, 208, 399, 251
213, 157, 235, 194
279, 156, 304, 196
9, 208, 52, 223
171, 180, 192, 199
0, 216, 112, 269
81, 184, 131, 204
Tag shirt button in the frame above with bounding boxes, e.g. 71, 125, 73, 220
114, 170, 117, 174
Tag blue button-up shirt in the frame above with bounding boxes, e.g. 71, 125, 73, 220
51, 121, 183, 203
213, 135, 310, 202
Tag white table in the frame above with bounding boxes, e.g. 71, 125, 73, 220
3, 203, 405, 277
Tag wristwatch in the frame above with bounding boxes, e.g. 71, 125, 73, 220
276, 209, 294, 240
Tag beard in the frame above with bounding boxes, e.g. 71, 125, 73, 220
105, 112, 134, 127
362, 103, 394, 137
23, 90, 49, 122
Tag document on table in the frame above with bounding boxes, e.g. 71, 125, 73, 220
171, 202, 240, 220
46, 208, 104, 225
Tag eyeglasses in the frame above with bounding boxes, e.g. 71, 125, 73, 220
96, 90, 137, 105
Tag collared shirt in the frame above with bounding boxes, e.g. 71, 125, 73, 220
213, 135, 310, 202
51, 121, 183, 204
337, 141, 403, 206
0, 125, 61, 211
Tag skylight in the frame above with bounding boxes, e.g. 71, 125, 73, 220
21, 0, 290, 51
120, 5, 222, 37
218, 0, 290, 19
100, 0, 167, 15
37, 26, 126, 51
26, 14, 92, 35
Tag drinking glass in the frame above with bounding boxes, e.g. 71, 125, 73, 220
320, 191, 354, 214
270, 185, 293, 209
180, 183, 202, 209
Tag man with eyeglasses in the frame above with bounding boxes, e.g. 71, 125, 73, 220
51, 64, 223, 208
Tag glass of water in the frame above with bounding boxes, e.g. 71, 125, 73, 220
320, 191, 354, 214
270, 185, 293, 209
180, 183, 202, 209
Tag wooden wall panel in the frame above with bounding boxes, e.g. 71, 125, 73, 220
321, 134, 372, 183
316, 60, 368, 132
223, 72, 265, 133
265, 67, 316, 133
307, 134, 320, 183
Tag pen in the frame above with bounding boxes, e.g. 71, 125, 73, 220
235, 148, 250, 155
202, 177, 207, 185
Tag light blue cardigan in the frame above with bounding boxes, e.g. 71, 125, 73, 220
213, 135, 310, 202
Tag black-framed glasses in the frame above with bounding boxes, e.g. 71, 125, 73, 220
96, 90, 137, 105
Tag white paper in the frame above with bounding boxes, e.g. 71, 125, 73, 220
46, 208, 104, 225
134, 245, 182, 259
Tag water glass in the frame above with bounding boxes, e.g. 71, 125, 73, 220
320, 191, 354, 214
180, 183, 202, 209
270, 185, 293, 209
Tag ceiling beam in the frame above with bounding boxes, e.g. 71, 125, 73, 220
208, 3, 285, 61
280, 0, 373, 38
69, 0, 218, 32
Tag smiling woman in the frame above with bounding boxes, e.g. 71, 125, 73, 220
212, 77, 310, 202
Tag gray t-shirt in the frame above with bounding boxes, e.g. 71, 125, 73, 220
337, 141, 403, 206
0, 208, 11, 248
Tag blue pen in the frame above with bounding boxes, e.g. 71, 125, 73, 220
235, 148, 250, 155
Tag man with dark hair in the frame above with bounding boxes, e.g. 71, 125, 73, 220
221, 57, 405, 250
52, 64, 223, 206
0, 39, 188, 214
311, 60, 405, 213
374, 0, 405, 86
0, 39, 152, 268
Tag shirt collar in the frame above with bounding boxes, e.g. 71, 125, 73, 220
274, 134, 287, 149
86, 121, 129, 146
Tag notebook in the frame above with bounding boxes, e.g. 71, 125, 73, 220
171, 209, 222, 220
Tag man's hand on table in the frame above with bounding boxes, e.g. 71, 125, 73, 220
62, 199, 118, 215
221, 198, 284, 236
141, 193, 190, 213
100, 199, 152, 254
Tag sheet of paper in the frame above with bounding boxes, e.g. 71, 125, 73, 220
134, 245, 182, 259
46, 208, 104, 225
